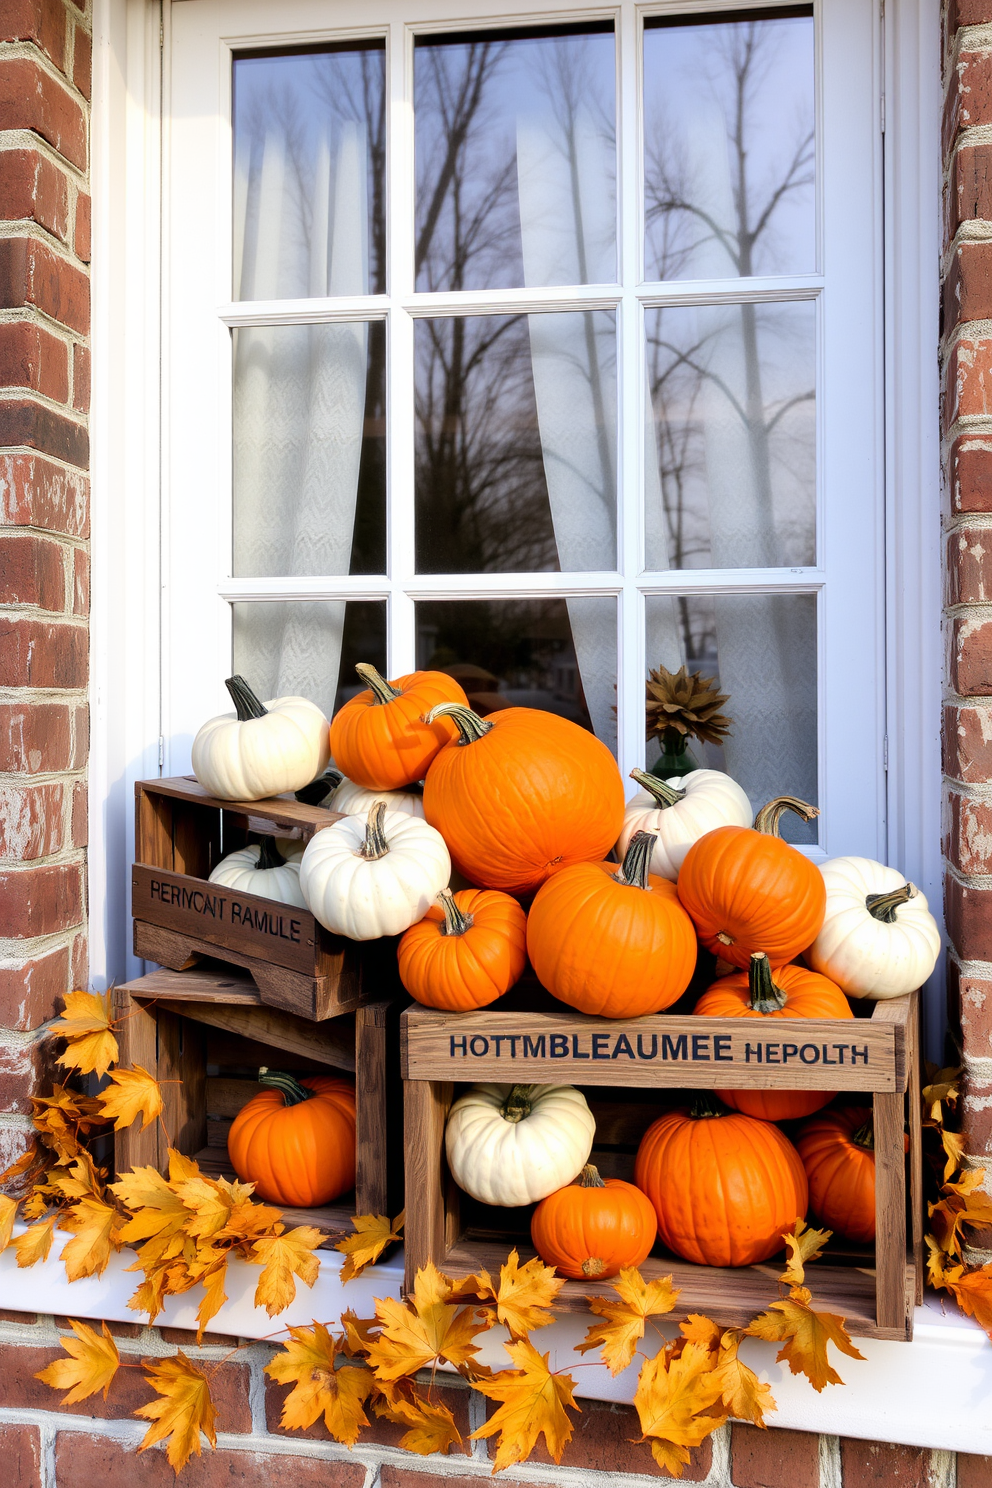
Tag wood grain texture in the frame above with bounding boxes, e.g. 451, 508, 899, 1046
355, 1001, 390, 1217
205, 1076, 266, 1117
111, 988, 162, 1174
118, 965, 262, 1004
136, 787, 173, 872
137, 777, 341, 836
873, 1087, 910, 1337
157, 1009, 207, 1158
138, 997, 357, 1072
403, 1080, 451, 1295
905, 992, 924, 1306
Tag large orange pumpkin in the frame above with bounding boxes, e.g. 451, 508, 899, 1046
526, 831, 697, 1016
421, 703, 625, 896
397, 887, 527, 1010
634, 1096, 808, 1267
329, 664, 468, 791
530, 1164, 657, 1280
796, 1106, 876, 1243
227, 1071, 356, 1207
677, 796, 827, 969
695, 951, 853, 1122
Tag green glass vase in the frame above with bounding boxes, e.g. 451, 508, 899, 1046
648, 734, 699, 782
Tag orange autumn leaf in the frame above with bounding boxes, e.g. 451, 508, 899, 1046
340, 1308, 380, 1357
942, 1129, 966, 1185
944, 1262, 992, 1339
779, 1219, 831, 1289
0, 1194, 17, 1252
633, 1340, 726, 1478
922, 1066, 961, 1124
176, 1174, 259, 1242
55, 991, 119, 1079
746, 1286, 865, 1391
335, 1210, 404, 1283
97, 1065, 164, 1132
250, 1226, 326, 1317
59, 1195, 125, 1280
471, 1338, 578, 1472
365, 1261, 492, 1380
711, 1329, 776, 1428
36, 1319, 120, 1404
0, 1143, 40, 1187
13, 1216, 56, 1267
265, 1323, 373, 1444
111, 1165, 189, 1244
677, 1314, 722, 1357
137, 1352, 217, 1474
373, 1380, 463, 1456
578, 1266, 681, 1376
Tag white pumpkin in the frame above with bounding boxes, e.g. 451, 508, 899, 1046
617, 768, 752, 881
444, 1083, 595, 1207
805, 855, 941, 999
296, 767, 426, 819
300, 801, 450, 940
191, 676, 331, 802
208, 838, 307, 909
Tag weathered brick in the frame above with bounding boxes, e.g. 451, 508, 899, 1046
0, 616, 88, 687
0, 1308, 38, 1323
0, 531, 67, 609
944, 47, 992, 160
960, 1452, 992, 1488
380, 1474, 550, 1488
950, 615, 992, 696
0, 398, 88, 465
944, 703, 992, 781
0, 452, 88, 534
75, 189, 90, 260
489, 1395, 711, 1479
948, 436, 992, 515
956, 962, 992, 1061
71, 777, 87, 846
54, 1434, 365, 1488
0, 57, 86, 171
838, 1438, 932, 1488
0, 943, 69, 1029
72, 341, 89, 411
53, 1315, 144, 1340
72, 22, 92, 101
945, 242, 992, 330
0, 862, 83, 938
0, 780, 66, 859
0, 148, 70, 240
159, 1326, 241, 1349
266, 1371, 471, 1452
72, 542, 88, 613
0, 1036, 50, 1112
0, 700, 75, 771
0, 321, 70, 400
948, 527, 992, 605
961, 1065, 992, 1154
70, 927, 87, 987
731, 1423, 819, 1488
0, 0, 67, 72
948, 0, 992, 34
0, 1424, 41, 1488
944, 336, 992, 430
0, 237, 90, 336
946, 874, 992, 962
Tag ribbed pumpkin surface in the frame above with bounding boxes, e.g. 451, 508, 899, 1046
531, 1174, 657, 1280
796, 1106, 876, 1243
227, 1076, 356, 1208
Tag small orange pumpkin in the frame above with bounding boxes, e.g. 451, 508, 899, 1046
329, 664, 468, 791
227, 1070, 356, 1207
398, 887, 527, 1010
422, 703, 625, 896
526, 831, 697, 1017
530, 1164, 657, 1280
634, 1095, 808, 1267
695, 951, 853, 1122
796, 1106, 877, 1243
677, 796, 827, 969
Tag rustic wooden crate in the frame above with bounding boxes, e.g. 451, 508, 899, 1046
401, 991, 922, 1340
133, 775, 397, 1021
112, 966, 401, 1242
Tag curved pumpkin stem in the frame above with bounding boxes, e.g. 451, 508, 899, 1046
258, 1068, 314, 1106
225, 675, 268, 721
295, 767, 343, 805
630, 768, 685, 808
438, 888, 474, 937
866, 882, 916, 923
575, 1164, 606, 1188
851, 1114, 875, 1150
748, 952, 788, 1013
356, 662, 402, 706
690, 1092, 726, 1120
499, 1084, 534, 1123
255, 836, 285, 873
753, 796, 820, 836
358, 801, 390, 861
423, 702, 494, 744
614, 830, 657, 890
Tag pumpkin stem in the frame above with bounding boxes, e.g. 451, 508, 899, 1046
630, 768, 685, 808
576, 1164, 607, 1188
423, 702, 494, 744
752, 796, 820, 836
258, 1068, 314, 1106
295, 767, 343, 805
748, 952, 788, 1013
690, 1092, 726, 1120
225, 675, 268, 721
438, 888, 474, 937
359, 801, 389, 861
865, 882, 916, 923
614, 830, 657, 890
356, 662, 402, 706
255, 836, 284, 872
851, 1114, 875, 1150
499, 1084, 534, 1123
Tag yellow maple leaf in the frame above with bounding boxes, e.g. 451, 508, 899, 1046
633, 1340, 727, 1478
746, 1286, 865, 1391
366, 1261, 491, 1380
491, 1248, 564, 1338
266, 1322, 373, 1444
136, 1352, 217, 1474
56, 991, 119, 1078
929, 1170, 992, 1259
779, 1219, 832, 1288
48, 1150, 105, 1202
13, 1216, 55, 1267
36, 1319, 120, 1404
0, 1194, 18, 1252
711, 1329, 776, 1427
472, 1337, 578, 1471
946, 1262, 992, 1339
373, 1379, 463, 1455
678, 1314, 722, 1357
922, 1066, 961, 1124
335, 1210, 405, 1282
577, 1266, 681, 1376
191, 1256, 229, 1339
942, 1129, 966, 1184
340, 1308, 380, 1357
97, 1065, 164, 1132
0, 1142, 40, 1187
175, 1175, 261, 1242
59, 1196, 125, 1280
250, 1226, 325, 1317
111, 1166, 189, 1244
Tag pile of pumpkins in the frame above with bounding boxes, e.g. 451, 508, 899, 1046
190, 668, 941, 1277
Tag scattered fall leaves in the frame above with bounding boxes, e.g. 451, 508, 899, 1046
578, 1266, 681, 1375
747, 1286, 865, 1392
335, 1209, 404, 1282
35, 1319, 120, 1404
472, 1338, 579, 1472
56, 991, 120, 1078
98, 1064, 164, 1131
779, 1219, 831, 1289
137, 1353, 218, 1473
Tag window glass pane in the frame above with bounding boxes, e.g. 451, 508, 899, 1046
232, 600, 386, 721
645, 592, 817, 843
233, 321, 385, 578
645, 301, 815, 570
643, 10, 814, 283
415, 25, 616, 292
233, 44, 385, 301
416, 311, 617, 573
416, 597, 617, 753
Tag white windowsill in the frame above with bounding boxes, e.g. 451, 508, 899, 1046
3, 1228, 989, 1454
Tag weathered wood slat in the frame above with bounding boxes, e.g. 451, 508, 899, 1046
136, 776, 341, 836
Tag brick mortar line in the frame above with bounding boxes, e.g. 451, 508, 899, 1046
0, 310, 87, 354
942, 419, 992, 447
942, 598, 992, 617
944, 862, 992, 890
939, 686, 992, 705
939, 316, 992, 353
0, 847, 86, 874
0, 931, 84, 967
944, 224, 992, 255
0, 389, 88, 430
0, 769, 88, 786
0, 40, 92, 118
0, 220, 91, 282
0, 442, 91, 478
939, 777, 992, 801
0, 130, 88, 188
942, 511, 992, 533
947, 951, 992, 976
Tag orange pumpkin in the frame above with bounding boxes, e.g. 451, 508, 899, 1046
397, 887, 527, 1010
634, 1096, 808, 1267
530, 1164, 657, 1280
526, 831, 697, 1016
695, 951, 853, 1122
329, 664, 468, 791
796, 1106, 876, 1243
227, 1071, 356, 1207
677, 796, 827, 969
421, 703, 625, 896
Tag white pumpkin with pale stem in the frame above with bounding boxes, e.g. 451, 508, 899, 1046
192, 676, 331, 801
617, 768, 752, 881
300, 801, 450, 940
298, 767, 426, 820
208, 837, 307, 908
805, 855, 941, 999
445, 1083, 595, 1207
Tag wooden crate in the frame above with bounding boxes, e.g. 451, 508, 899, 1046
113, 966, 402, 1241
401, 991, 922, 1340
133, 775, 397, 1021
